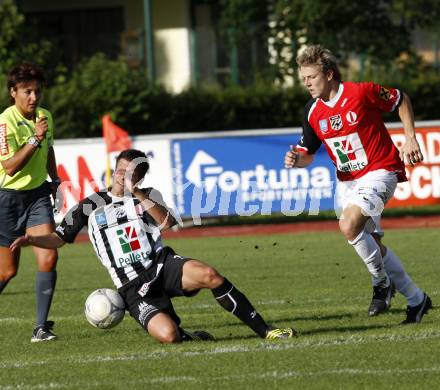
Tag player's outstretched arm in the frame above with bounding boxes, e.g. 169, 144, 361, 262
10, 232, 66, 252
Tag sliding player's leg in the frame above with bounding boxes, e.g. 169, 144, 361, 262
179, 256, 296, 339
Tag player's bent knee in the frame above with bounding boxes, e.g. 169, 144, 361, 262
157, 331, 180, 344
202, 266, 224, 289
36, 252, 58, 271
182, 261, 224, 290
147, 313, 181, 343
150, 325, 180, 344
0, 268, 17, 282
46, 251, 59, 264
339, 217, 352, 237
339, 217, 361, 241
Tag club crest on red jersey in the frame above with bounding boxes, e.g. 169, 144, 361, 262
329, 114, 343, 130
379, 87, 391, 101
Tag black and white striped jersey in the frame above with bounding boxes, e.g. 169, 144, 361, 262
55, 189, 163, 288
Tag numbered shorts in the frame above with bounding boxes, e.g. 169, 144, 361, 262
336, 169, 398, 236
118, 246, 199, 330
0, 182, 54, 247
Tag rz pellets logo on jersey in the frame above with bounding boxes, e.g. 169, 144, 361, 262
326, 133, 368, 172
117, 226, 141, 253
115, 226, 150, 268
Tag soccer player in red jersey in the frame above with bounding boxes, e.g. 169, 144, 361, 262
284, 45, 431, 323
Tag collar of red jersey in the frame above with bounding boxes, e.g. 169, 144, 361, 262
321, 82, 344, 108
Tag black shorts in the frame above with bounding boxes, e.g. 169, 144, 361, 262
118, 246, 198, 330
0, 181, 54, 247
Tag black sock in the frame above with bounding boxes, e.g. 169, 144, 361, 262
35, 270, 57, 327
212, 278, 268, 338
0, 280, 10, 294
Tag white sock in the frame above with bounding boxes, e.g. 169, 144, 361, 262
348, 230, 389, 287
383, 248, 424, 306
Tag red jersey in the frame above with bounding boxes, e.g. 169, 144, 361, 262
297, 81, 407, 182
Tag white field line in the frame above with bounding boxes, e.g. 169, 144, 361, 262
0, 299, 290, 321
0, 300, 289, 323
2, 367, 440, 389
2, 290, 438, 323
0, 298, 321, 323
1, 330, 440, 370
0, 315, 79, 323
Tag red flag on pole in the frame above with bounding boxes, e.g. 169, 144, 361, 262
102, 114, 132, 152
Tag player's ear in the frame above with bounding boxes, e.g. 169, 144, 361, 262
10, 87, 17, 99
326, 69, 334, 81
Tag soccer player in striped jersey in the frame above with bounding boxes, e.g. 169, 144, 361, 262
11, 149, 295, 342
284, 45, 431, 324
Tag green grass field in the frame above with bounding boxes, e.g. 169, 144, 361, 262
0, 228, 438, 389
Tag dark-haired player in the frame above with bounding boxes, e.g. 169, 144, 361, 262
284, 45, 431, 323
0, 63, 61, 341
12, 149, 296, 342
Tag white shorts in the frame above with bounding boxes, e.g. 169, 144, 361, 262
335, 170, 398, 236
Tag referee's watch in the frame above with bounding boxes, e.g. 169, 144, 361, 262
27, 136, 41, 148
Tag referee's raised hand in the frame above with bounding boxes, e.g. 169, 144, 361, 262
35, 114, 48, 141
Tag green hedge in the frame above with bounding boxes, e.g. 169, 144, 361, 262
406, 74, 440, 122
41, 54, 310, 138
2, 54, 440, 138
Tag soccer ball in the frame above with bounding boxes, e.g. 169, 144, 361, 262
84, 288, 125, 329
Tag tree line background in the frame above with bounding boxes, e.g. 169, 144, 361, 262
1, 0, 440, 138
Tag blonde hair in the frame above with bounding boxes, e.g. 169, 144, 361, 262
296, 45, 341, 82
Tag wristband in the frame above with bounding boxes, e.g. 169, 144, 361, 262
27, 136, 41, 148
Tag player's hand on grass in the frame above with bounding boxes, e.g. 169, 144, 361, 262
284, 146, 299, 168
10, 235, 30, 252
400, 136, 424, 166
